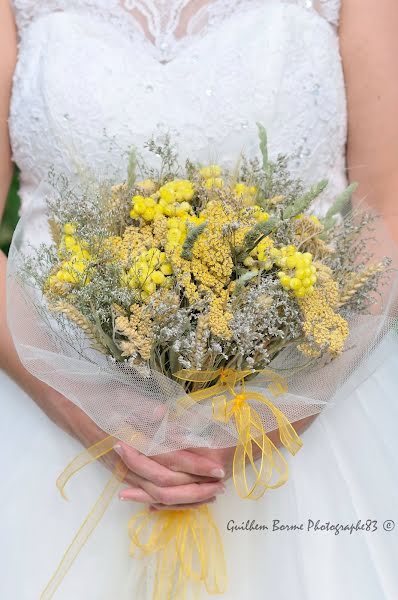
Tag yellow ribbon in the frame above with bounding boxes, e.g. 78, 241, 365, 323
128, 504, 226, 599
174, 367, 303, 500
40, 367, 300, 597
40, 432, 226, 600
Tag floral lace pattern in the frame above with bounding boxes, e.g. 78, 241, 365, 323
8, 0, 346, 243
10, 0, 342, 61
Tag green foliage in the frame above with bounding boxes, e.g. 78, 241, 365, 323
283, 179, 329, 220
0, 167, 20, 255
322, 182, 358, 232
127, 149, 137, 189
257, 122, 269, 174
242, 217, 279, 254
181, 221, 207, 260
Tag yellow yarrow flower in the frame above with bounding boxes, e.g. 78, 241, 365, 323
298, 277, 349, 356
191, 202, 233, 295
208, 291, 233, 340
136, 179, 156, 193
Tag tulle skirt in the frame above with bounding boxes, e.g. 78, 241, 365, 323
1, 334, 398, 600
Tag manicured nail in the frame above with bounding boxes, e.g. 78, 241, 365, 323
210, 467, 225, 478
113, 444, 124, 457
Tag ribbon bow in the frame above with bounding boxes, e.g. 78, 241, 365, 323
128, 504, 226, 599
174, 367, 303, 500
40, 432, 226, 600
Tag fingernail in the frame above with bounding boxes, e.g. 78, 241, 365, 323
113, 444, 124, 457
210, 467, 225, 478
215, 486, 225, 495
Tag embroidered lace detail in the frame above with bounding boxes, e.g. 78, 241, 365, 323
11, 1, 342, 60
288, 0, 341, 26
9, 0, 347, 243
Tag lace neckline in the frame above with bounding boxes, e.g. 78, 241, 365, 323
119, 0, 263, 63
11, 1, 340, 64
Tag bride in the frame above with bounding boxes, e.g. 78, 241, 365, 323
1, 1, 398, 598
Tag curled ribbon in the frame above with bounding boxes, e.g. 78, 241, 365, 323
40, 430, 226, 600
128, 504, 226, 599
174, 367, 303, 500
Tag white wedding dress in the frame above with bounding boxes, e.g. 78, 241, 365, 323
1, 1, 398, 599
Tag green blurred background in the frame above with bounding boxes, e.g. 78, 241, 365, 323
0, 167, 20, 254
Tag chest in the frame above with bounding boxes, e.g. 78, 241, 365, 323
9, 0, 347, 214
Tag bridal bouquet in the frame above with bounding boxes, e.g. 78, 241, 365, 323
7, 126, 396, 599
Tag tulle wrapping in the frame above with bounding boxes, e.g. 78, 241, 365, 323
6, 200, 398, 457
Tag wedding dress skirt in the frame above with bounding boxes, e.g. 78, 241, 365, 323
1, 333, 397, 600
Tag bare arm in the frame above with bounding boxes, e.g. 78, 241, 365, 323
0, 2, 226, 507
0, 3, 103, 439
0, 2, 60, 402
340, 0, 398, 244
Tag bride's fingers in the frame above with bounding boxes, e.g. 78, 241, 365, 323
137, 480, 225, 506
153, 449, 225, 479
149, 497, 217, 511
99, 451, 140, 487
114, 442, 213, 486
119, 487, 157, 503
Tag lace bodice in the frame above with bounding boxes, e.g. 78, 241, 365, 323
11, 0, 342, 61
9, 0, 346, 239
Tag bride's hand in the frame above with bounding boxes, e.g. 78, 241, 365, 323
115, 442, 226, 510
36, 387, 226, 498
180, 413, 317, 491
117, 414, 316, 510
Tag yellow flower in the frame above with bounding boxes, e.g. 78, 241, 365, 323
159, 180, 194, 203
253, 208, 269, 223
191, 202, 233, 295
131, 195, 160, 222
199, 165, 222, 179
118, 225, 154, 264
169, 250, 199, 303
124, 247, 173, 296
63, 223, 76, 236
234, 183, 257, 206
276, 248, 317, 298
204, 177, 224, 190
208, 291, 233, 340
250, 235, 275, 266
298, 276, 349, 357
136, 179, 156, 193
